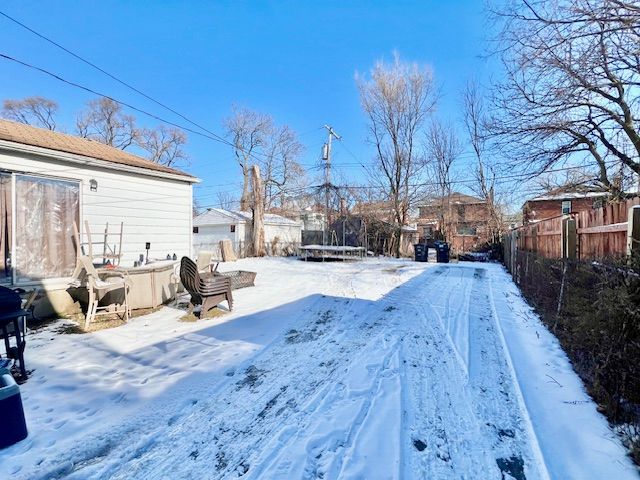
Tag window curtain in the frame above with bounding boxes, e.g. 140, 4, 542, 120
14, 176, 79, 281
0, 174, 11, 281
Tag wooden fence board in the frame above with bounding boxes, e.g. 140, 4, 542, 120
506, 198, 640, 261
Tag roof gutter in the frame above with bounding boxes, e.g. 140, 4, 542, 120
0, 139, 200, 184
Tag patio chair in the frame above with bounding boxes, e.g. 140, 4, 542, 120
196, 250, 218, 275
180, 256, 233, 315
70, 256, 131, 329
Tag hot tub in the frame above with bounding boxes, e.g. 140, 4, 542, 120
120, 260, 179, 310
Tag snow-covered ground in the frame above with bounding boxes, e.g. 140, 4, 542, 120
1, 258, 637, 479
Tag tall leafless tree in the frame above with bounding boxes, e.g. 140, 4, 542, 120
2, 96, 58, 130
356, 53, 437, 257
489, 0, 640, 196
261, 125, 305, 210
137, 125, 188, 167
223, 107, 271, 210
216, 191, 238, 210
76, 97, 139, 149
463, 81, 504, 243
426, 120, 461, 242
223, 106, 305, 212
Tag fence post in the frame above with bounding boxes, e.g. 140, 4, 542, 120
626, 205, 640, 258
531, 225, 538, 254
562, 217, 577, 260
511, 231, 517, 277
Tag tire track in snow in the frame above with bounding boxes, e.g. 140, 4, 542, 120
398, 265, 550, 479
485, 270, 552, 480
83, 294, 402, 480
397, 282, 498, 479
467, 268, 549, 480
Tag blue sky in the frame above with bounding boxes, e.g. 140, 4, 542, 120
0, 1, 498, 208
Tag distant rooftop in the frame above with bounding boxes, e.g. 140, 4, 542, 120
194, 208, 301, 226
418, 192, 486, 207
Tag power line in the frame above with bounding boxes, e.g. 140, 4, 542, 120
0, 12, 328, 168
0, 11, 235, 145
0, 52, 273, 160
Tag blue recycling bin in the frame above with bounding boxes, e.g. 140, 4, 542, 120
0, 368, 28, 449
414, 244, 428, 262
434, 242, 450, 263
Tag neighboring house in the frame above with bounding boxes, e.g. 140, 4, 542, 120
352, 200, 396, 223
0, 119, 198, 310
522, 188, 610, 224
193, 208, 302, 256
417, 192, 491, 253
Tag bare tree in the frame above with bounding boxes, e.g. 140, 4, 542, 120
193, 196, 202, 217
2, 96, 58, 130
489, 0, 640, 196
463, 81, 504, 243
261, 125, 305, 210
138, 125, 188, 167
426, 120, 461, 242
216, 191, 238, 210
223, 107, 271, 210
224, 106, 306, 212
356, 53, 437, 257
76, 97, 139, 149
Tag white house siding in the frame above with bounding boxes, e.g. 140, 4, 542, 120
264, 223, 301, 244
0, 148, 194, 284
192, 224, 240, 255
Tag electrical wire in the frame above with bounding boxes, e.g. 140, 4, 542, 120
0, 51, 276, 166
0, 11, 221, 137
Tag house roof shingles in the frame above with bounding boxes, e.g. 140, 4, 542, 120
0, 119, 196, 180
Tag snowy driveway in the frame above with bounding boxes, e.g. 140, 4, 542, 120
1, 259, 636, 479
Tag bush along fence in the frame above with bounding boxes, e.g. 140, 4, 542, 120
502, 198, 640, 464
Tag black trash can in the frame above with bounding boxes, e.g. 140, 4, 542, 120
414, 244, 428, 262
435, 242, 450, 263
0, 368, 28, 449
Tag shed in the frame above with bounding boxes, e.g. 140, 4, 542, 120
0, 119, 198, 312
193, 208, 301, 256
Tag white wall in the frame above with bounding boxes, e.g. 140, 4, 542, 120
192, 224, 240, 255
264, 223, 301, 244
0, 148, 194, 281
193, 221, 301, 258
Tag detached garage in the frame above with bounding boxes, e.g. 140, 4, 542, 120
193, 208, 301, 257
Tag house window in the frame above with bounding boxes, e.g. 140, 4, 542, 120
14, 175, 79, 282
230, 225, 236, 233
457, 226, 477, 236
562, 200, 572, 215
193, 226, 199, 234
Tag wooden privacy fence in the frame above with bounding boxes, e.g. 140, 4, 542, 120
504, 197, 640, 269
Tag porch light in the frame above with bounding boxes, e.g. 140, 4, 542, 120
89, 179, 98, 192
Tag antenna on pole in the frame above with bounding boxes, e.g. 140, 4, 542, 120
322, 125, 341, 246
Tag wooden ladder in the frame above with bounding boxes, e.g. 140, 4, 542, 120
73, 221, 124, 267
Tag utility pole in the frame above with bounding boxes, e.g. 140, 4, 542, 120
322, 125, 341, 245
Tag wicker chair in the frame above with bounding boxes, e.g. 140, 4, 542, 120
180, 256, 233, 315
